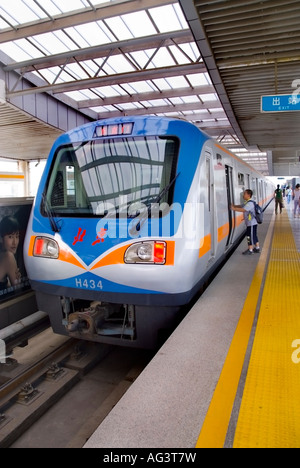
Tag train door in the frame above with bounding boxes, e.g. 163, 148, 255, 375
225, 165, 235, 247
205, 150, 217, 258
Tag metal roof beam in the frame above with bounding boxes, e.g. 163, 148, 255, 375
0, 0, 177, 44
96, 99, 222, 118
7, 63, 206, 98
79, 85, 215, 109
3, 30, 193, 72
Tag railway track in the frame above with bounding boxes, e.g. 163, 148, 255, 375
0, 328, 153, 448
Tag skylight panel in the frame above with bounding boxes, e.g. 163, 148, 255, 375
105, 55, 135, 74
94, 86, 124, 98
0, 0, 42, 26
140, 101, 152, 108
50, 29, 78, 51
122, 81, 155, 94
168, 45, 192, 65
180, 43, 200, 62
0, 38, 43, 61
118, 102, 141, 111
63, 26, 92, 48
65, 90, 96, 101
35, 67, 74, 84
147, 99, 168, 107
79, 60, 101, 76
91, 105, 116, 113
201, 94, 218, 102
27, 0, 62, 17
173, 3, 189, 29
68, 22, 112, 47
163, 111, 182, 118
210, 108, 224, 113
75, 89, 98, 100
64, 62, 90, 80
169, 97, 183, 105
165, 76, 189, 88
149, 5, 184, 33
31, 32, 71, 55
182, 111, 195, 116
44, 0, 86, 14
105, 16, 133, 41
0, 17, 8, 29
86, 0, 117, 5
128, 50, 156, 70
152, 79, 172, 91
187, 73, 212, 87
216, 117, 229, 124
96, 20, 116, 43
182, 96, 201, 104
148, 48, 176, 68
122, 11, 157, 38
0, 6, 17, 28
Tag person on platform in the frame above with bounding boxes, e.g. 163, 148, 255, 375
293, 184, 300, 218
231, 189, 260, 256
274, 185, 284, 215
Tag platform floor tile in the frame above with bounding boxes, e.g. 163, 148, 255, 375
233, 211, 300, 448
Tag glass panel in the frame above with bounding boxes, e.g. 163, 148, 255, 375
43, 136, 179, 217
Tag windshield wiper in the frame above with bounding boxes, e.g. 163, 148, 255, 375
42, 192, 61, 233
132, 172, 181, 233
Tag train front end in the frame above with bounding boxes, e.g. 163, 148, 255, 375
24, 116, 208, 348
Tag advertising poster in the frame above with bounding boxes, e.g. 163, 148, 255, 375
0, 199, 33, 302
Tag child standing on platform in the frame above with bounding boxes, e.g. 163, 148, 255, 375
231, 189, 260, 256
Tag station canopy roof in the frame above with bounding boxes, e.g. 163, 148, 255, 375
0, 0, 268, 172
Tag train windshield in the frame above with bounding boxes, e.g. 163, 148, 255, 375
42, 136, 179, 217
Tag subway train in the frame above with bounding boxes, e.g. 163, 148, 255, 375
24, 116, 274, 348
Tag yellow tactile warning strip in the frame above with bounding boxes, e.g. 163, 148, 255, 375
196, 213, 275, 448
233, 211, 300, 448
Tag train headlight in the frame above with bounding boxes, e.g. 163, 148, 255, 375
137, 243, 153, 261
33, 237, 59, 259
124, 241, 166, 265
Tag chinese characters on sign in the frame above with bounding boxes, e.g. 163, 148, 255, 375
261, 94, 300, 112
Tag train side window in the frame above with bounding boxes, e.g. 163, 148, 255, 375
238, 173, 245, 186
251, 178, 257, 199
50, 170, 65, 207
206, 158, 211, 212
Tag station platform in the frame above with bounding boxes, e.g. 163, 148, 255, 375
84, 202, 300, 449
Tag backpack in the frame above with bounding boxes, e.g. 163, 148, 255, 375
250, 200, 264, 224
